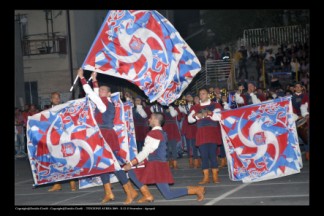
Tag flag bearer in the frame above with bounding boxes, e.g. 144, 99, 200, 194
78, 69, 138, 204
188, 87, 223, 184
124, 112, 205, 203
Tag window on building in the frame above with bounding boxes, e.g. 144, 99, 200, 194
25, 81, 38, 107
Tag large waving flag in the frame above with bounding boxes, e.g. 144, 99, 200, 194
27, 97, 120, 186
219, 96, 303, 182
82, 10, 201, 105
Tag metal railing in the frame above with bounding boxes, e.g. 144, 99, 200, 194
188, 58, 236, 94
192, 67, 207, 93
243, 25, 309, 47
21, 34, 67, 56
205, 59, 234, 90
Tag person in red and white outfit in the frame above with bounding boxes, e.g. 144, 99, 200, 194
179, 93, 199, 168
78, 69, 137, 204
151, 103, 181, 169
235, 82, 265, 107
124, 112, 205, 203
133, 96, 149, 152
292, 82, 309, 160
188, 87, 223, 184
162, 105, 181, 169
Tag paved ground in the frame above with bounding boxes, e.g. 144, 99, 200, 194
15, 153, 309, 206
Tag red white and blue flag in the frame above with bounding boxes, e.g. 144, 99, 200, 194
82, 10, 201, 105
27, 97, 120, 186
111, 92, 130, 164
123, 101, 138, 160
219, 96, 303, 182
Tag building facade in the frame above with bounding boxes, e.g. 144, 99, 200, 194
15, 10, 107, 109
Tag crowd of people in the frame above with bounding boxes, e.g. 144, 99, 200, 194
204, 40, 309, 91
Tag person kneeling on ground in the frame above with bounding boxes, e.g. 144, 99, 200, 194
124, 112, 205, 203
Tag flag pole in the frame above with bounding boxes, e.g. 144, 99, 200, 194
67, 10, 75, 97
69, 76, 79, 92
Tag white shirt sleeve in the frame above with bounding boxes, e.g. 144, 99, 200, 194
83, 84, 107, 113
210, 108, 222, 121
235, 92, 245, 104
250, 93, 261, 104
188, 109, 196, 123
136, 135, 160, 163
178, 105, 187, 114
169, 106, 178, 117
301, 102, 309, 117
136, 105, 147, 118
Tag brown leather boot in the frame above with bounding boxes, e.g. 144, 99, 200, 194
127, 181, 138, 200
219, 157, 227, 168
101, 183, 115, 204
137, 185, 154, 203
173, 160, 179, 169
212, 168, 220, 183
123, 181, 138, 204
169, 160, 174, 168
198, 169, 210, 184
305, 152, 309, 161
48, 183, 62, 192
193, 159, 200, 169
187, 186, 205, 201
189, 157, 194, 168
69, 180, 77, 191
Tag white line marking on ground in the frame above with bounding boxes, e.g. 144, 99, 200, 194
205, 183, 250, 205
15, 179, 33, 185
206, 181, 310, 187
225, 194, 309, 199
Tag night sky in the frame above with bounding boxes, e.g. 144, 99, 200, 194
174, 10, 200, 38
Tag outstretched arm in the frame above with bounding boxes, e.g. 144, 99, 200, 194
77, 68, 106, 113
91, 72, 99, 95
123, 132, 161, 171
